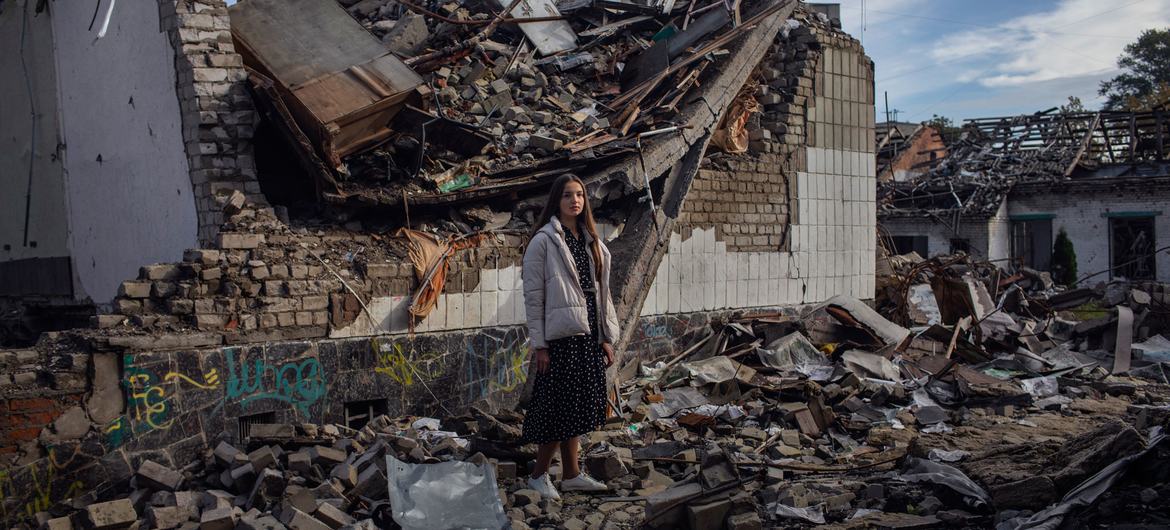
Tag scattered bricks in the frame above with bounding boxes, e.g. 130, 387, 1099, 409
114, 298, 141, 315
687, 497, 731, 530
142, 264, 181, 281
87, 499, 137, 529
146, 505, 188, 530
283, 486, 319, 515
119, 281, 152, 298
314, 502, 355, 529
200, 507, 238, 530
214, 441, 242, 468
250, 424, 295, 439
185, 249, 222, 265
247, 468, 286, 510
512, 489, 541, 507
137, 460, 185, 491
237, 515, 285, 530
365, 263, 395, 279
496, 461, 518, 480
251, 265, 270, 280
169, 299, 195, 315
350, 466, 387, 499
280, 507, 331, 530
330, 463, 358, 489
529, 135, 563, 151
219, 233, 266, 249
93, 314, 126, 328
310, 446, 347, 467
223, 190, 247, 214
288, 451, 312, 474
46, 517, 73, 530
727, 512, 763, 530
249, 446, 277, 470
585, 452, 625, 480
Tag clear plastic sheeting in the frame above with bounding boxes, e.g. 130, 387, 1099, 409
648, 387, 710, 419
1019, 376, 1059, 398
841, 350, 902, 381
386, 455, 509, 530
899, 457, 991, 509
680, 356, 757, 386
757, 332, 826, 370
771, 502, 826, 524
927, 448, 970, 462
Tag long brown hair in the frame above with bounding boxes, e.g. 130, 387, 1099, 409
529, 174, 604, 274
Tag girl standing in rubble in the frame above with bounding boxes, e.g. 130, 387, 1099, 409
521, 173, 620, 498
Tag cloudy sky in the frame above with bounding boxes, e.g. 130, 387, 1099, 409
837, 0, 1170, 123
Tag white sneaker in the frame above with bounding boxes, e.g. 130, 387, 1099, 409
561, 472, 609, 492
527, 473, 561, 500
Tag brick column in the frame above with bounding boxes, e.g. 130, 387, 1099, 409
158, 0, 266, 245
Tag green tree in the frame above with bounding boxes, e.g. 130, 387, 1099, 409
926, 114, 961, 145
1098, 28, 1170, 111
1051, 228, 1078, 286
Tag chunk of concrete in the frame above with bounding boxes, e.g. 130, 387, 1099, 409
314, 501, 355, 529
146, 505, 189, 530
87, 499, 137, 529
137, 460, 185, 491
280, 507, 331, 530
199, 506, 238, 530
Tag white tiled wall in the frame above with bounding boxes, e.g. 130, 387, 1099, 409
639, 145, 877, 317
330, 263, 528, 338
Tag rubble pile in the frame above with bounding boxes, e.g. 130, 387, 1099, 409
30, 257, 1170, 528
241, 0, 820, 208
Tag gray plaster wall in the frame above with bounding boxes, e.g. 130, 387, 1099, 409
0, 0, 69, 262
51, 0, 198, 303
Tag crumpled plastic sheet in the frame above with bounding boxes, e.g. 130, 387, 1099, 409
921, 422, 952, 434
998, 427, 1166, 530
681, 356, 756, 386
412, 417, 442, 431
772, 502, 826, 524
848, 508, 882, 520
927, 448, 970, 462
1019, 376, 1059, 398
757, 332, 826, 371
386, 455, 509, 530
649, 387, 709, 420
417, 430, 469, 449
691, 403, 746, 421
899, 457, 991, 509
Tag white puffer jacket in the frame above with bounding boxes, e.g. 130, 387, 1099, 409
522, 217, 620, 350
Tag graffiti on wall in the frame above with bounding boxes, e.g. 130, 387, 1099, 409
0, 447, 85, 524
224, 348, 325, 416
372, 339, 444, 388
464, 328, 529, 402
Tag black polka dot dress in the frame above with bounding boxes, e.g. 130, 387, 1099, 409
522, 228, 608, 445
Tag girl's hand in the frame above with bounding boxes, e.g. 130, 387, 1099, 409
601, 342, 615, 367
532, 348, 551, 373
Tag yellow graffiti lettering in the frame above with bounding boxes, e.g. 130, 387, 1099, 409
131, 386, 173, 430
373, 341, 442, 387
163, 368, 221, 389
488, 344, 529, 393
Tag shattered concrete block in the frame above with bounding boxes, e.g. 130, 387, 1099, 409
288, 451, 312, 474
146, 505, 189, 530
137, 460, 185, 492
214, 441, 242, 468
199, 506, 238, 530
314, 502, 355, 529
512, 489, 541, 507
45, 517, 73, 530
310, 446, 347, 467
529, 135, 563, 151
280, 507, 331, 530
119, 281, 152, 298
585, 452, 625, 480
687, 497, 731, 530
248, 446, 277, 470
727, 512, 763, 530
87, 499, 137, 529
330, 463, 358, 489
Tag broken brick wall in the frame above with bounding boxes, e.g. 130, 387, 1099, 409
879, 126, 946, 183
639, 16, 876, 319
158, 0, 265, 246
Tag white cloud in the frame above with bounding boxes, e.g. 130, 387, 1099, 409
928, 0, 1170, 88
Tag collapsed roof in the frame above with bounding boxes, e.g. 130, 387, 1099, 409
880, 109, 1170, 218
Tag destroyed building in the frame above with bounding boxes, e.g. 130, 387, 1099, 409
875, 122, 946, 183
879, 110, 1170, 283
0, 0, 880, 523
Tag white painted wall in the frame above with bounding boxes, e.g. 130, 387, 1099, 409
0, 0, 69, 261
51, 0, 198, 303
1009, 188, 1170, 282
